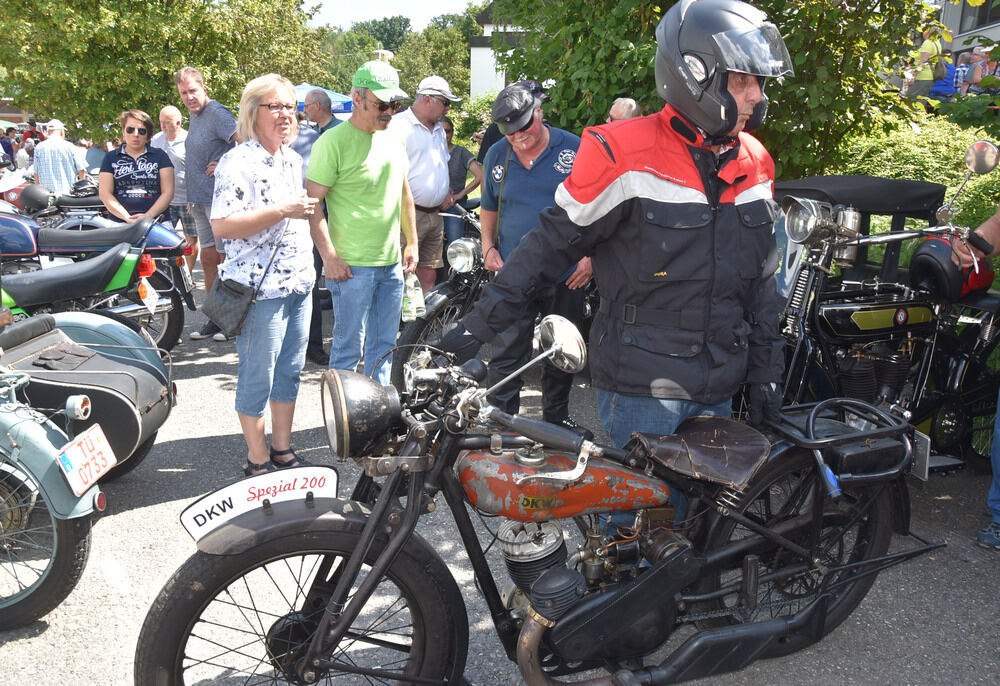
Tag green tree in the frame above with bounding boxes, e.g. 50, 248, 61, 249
394, 24, 471, 98
320, 27, 383, 92
0, 0, 329, 140
353, 15, 412, 52
491, 0, 928, 179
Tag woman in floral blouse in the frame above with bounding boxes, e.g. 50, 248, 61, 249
210, 73, 319, 476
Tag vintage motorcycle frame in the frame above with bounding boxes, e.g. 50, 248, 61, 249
776, 141, 1000, 467
136, 317, 941, 685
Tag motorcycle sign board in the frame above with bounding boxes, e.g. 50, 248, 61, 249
179, 466, 339, 542
58, 423, 117, 496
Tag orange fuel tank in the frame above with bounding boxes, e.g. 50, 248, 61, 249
456, 448, 670, 522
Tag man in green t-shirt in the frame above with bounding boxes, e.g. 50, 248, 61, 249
306, 61, 418, 383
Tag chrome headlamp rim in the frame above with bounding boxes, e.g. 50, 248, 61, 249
780, 196, 833, 246
446, 237, 481, 273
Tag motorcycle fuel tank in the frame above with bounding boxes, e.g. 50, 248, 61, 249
817, 299, 934, 341
456, 449, 670, 522
0, 211, 39, 257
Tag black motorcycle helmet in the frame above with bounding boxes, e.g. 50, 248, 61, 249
654, 0, 794, 143
70, 178, 98, 197
19, 183, 53, 213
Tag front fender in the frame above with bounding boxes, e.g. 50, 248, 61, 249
195, 496, 441, 561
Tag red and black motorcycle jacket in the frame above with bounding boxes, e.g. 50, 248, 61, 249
462, 103, 785, 404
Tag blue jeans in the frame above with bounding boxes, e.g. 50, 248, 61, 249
234, 292, 310, 416
989, 388, 1000, 524
596, 391, 733, 449
596, 391, 733, 531
327, 264, 403, 386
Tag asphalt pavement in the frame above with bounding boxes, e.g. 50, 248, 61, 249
2, 300, 998, 686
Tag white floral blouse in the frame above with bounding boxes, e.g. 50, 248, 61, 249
211, 139, 315, 300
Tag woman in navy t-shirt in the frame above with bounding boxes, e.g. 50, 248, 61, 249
99, 109, 174, 222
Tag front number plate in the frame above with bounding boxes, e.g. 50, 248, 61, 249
180, 466, 338, 542
58, 424, 118, 496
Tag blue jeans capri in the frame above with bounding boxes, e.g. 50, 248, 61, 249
234, 292, 311, 417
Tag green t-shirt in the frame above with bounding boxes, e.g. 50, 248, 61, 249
307, 120, 409, 266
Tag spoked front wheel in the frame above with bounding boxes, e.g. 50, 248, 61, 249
693, 452, 893, 657
0, 461, 91, 630
134, 525, 468, 685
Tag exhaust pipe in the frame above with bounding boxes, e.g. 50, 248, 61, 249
106, 298, 173, 318
517, 608, 612, 686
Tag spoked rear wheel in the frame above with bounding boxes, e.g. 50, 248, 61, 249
134, 526, 468, 685
0, 461, 91, 630
693, 452, 892, 657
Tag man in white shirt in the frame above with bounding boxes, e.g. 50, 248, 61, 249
388, 75, 460, 291
151, 105, 196, 270
32, 119, 85, 195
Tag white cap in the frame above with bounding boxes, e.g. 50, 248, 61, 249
45, 119, 66, 132
416, 75, 461, 102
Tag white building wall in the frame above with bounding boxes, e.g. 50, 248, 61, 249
471, 47, 507, 100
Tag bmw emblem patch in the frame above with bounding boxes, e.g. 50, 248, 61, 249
491, 164, 505, 183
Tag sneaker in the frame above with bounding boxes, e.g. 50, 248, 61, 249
212, 330, 232, 342
190, 320, 222, 340
976, 521, 1000, 550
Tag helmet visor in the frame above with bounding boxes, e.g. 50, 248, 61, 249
712, 22, 794, 78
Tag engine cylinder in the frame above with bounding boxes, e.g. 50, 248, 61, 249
498, 520, 567, 594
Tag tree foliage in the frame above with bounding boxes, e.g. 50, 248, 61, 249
352, 16, 412, 52
491, 0, 929, 179
394, 25, 471, 98
320, 28, 383, 92
0, 0, 329, 140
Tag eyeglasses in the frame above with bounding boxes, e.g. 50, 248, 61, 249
433, 96, 451, 108
366, 96, 402, 113
259, 103, 297, 113
124, 126, 148, 135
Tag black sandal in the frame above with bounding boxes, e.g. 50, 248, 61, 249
244, 460, 277, 476
269, 447, 310, 469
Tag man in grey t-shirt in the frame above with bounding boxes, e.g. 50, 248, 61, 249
151, 105, 197, 271
174, 66, 237, 341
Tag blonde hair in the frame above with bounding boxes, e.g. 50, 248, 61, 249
173, 66, 205, 88
237, 74, 299, 145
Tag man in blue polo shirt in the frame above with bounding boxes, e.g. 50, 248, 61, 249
479, 83, 590, 428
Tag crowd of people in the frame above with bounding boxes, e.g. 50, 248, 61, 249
903, 30, 1000, 105
4, 0, 997, 551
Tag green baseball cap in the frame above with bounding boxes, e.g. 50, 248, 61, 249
352, 61, 409, 102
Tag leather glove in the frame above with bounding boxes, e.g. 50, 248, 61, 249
748, 382, 782, 429
425, 323, 482, 365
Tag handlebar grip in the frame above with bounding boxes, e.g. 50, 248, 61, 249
488, 408, 585, 454
968, 231, 994, 256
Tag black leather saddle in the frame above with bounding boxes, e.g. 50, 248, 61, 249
37, 217, 152, 251
3, 243, 132, 307
54, 193, 104, 211
632, 416, 771, 491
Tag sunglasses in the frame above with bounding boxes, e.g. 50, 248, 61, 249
259, 103, 296, 113
366, 96, 402, 113
433, 96, 451, 108
125, 126, 148, 135
504, 111, 535, 136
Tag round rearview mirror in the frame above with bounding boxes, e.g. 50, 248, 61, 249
964, 140, 999, 176
537, 314, 587, 374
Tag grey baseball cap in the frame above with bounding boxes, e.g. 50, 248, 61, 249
492, 84, 538, 135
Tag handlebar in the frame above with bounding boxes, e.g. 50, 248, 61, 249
967, 231, 994, 255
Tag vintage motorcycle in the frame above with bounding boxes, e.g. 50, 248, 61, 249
0, 182, 193, 350
135, 315, 939, 685
391, 204, 492, 391
0, 300, 168, 627
776, 140, 1000, 468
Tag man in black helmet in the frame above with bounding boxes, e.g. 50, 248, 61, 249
439, 0, 793, 443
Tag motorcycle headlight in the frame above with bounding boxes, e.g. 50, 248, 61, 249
320, 370, 401, 459
781, 196, 833, 246
446, 238, 481, 273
